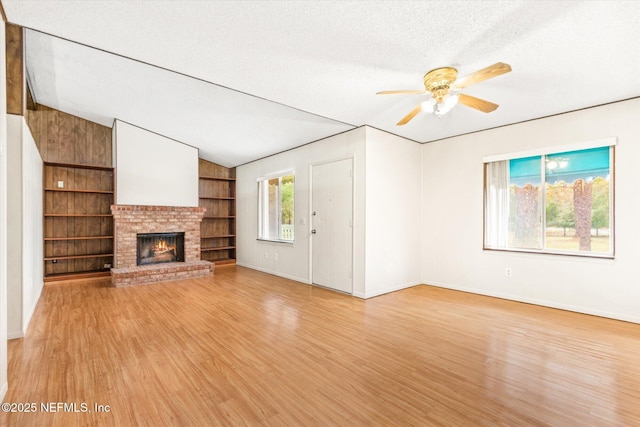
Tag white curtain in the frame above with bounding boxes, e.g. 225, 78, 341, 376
485, 160, 509, 248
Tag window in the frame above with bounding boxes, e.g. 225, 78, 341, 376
484, 143, 614, 257
258, 172, 295, 242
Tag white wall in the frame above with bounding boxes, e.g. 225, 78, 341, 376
237, 128, 367, 294
21, 120, 43, 331
422, 98, 640, 323
364, 127, 422, 297
0, 16, 9, 402
114, 120, 198, 207
6, 115, 44, 339
7, 116, 23, 338
237, 126, 422, 298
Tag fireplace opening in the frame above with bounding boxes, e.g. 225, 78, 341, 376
137, 232, 185, 266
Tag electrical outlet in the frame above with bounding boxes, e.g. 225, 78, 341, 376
274, 253, 278, 261
57, 180, 64, 188
505, 268, 512, 277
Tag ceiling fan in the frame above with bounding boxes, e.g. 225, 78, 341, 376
377, 62, 512, 125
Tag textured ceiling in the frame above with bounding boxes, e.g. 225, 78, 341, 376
4, 1, 640, 167
23, 30, 353, 167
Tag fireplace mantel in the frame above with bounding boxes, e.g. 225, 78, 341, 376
110, 205, 213, 286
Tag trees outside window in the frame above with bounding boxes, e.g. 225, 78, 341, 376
258, 173, 295, 242
485, 145, 613, 257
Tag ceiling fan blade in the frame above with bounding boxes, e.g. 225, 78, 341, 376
377, 89, 427, 95
396, 105, 422, 126
455, 62, 512, 89
458, 94, 499, 113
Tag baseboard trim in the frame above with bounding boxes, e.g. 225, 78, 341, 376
235, 263, 310, 285
234, 265, 422, 300
364, 281, 422, 299
7, 330, 24, 340
22, 280, 44, 334
0, 381, 7, 403
423, 280, 640, 324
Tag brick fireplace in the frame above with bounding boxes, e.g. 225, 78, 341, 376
110, 205, 213, 286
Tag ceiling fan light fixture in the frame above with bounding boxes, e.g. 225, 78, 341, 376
377, 62, 511, 125
444, 93, 459, 108
434, 93, 459, 116
421, 98, 437, 114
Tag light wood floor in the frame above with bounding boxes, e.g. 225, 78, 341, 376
1, 266, 639, 426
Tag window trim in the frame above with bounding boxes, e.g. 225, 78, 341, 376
257, 170, 295, 243
483, 139, 616, 258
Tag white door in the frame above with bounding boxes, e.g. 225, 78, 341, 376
311, 158, 353, 293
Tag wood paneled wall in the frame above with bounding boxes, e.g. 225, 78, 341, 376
199, 158, 236, 179
5, 23, 25, 115
26, 105, 112, 167
0, 2, 8, 23
27, 106, 114, 279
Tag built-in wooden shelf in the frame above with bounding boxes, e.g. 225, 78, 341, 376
199, 176, 236, 181
43, 161, 114, 280
44, 236, 114, 241
44, 161, 114, 171
199, 160, 236, 264
214, 259, 236, 266
199, 196, 235, 200
45, 214, 113, 217
44, 188, 114, 194
201, 246, 236, 252
45, 253, 114, 261
44, 270, 111, 283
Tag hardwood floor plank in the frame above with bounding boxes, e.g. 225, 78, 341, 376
1, 267, 639, 426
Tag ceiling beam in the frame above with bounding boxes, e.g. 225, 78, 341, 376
26, 82, 36, 111
0, 1, 7, 23
5, 23, 26, 115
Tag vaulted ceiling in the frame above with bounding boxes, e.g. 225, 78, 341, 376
3, 1, 640, 167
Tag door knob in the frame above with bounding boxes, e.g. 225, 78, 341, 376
311, 229, 317, 234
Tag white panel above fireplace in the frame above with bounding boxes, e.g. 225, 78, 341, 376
114, 120, 198, 207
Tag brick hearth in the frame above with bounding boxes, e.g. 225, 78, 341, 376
110, 205, 213, 286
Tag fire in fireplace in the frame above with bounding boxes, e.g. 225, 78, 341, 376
137, 232, 185, 266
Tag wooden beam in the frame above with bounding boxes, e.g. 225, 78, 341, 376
0, 1, 8, 23
26, 81, 37, 110
5, 23, 25, 115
